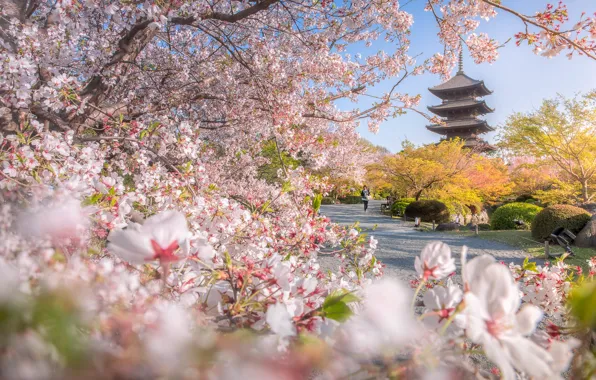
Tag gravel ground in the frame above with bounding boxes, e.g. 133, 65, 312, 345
319, 200, 530, 283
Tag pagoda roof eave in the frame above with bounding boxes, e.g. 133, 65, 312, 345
428, 82, 493, 98
426, 124, 494, 134
428, 73, 493, 96
427, 100, 494, 117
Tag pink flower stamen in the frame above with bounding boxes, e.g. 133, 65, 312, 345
422, 262, 437, 280
149, 240, 181, 263
438, 307, 454, 323
485, 319, 505, 337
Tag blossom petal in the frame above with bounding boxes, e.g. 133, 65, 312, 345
483, 337, 517, 380
516, 304, 543, 336
266, 303, 296, 338
143, 210, 190, 248
503, 336, 553, 378
107, 228, 154, 264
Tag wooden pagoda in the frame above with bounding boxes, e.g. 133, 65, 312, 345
426, 53, 495, 152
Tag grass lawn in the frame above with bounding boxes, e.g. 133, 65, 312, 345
450, 230, 596, 269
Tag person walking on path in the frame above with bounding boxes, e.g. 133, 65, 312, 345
361, 186, 370, 213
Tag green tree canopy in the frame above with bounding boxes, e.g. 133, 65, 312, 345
499, 92, 596, 203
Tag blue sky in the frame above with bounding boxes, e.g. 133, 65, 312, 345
345, 0, 596, 152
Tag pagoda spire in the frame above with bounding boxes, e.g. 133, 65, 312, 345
457, 46, 464, 74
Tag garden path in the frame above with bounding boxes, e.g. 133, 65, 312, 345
319, 200, 530, 282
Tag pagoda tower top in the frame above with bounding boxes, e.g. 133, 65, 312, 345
458, 47, 463, 74
426, 52, 495, 152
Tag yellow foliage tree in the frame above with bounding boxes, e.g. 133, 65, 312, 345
367, 140, 513, 209
499, 92, 596, 203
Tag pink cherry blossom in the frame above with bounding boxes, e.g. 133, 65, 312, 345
107, 210, 190, 265
422, 279, 463, 331
266, 303, 296, 338
415, 242, 456, 281
18, 197, 89, 242
343, 278, 418, 355
463, 255, 557, 379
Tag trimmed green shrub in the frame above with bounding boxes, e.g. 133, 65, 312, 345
321, 197, 336, 205
515, 194, 535, 203
531, 204, 592, 241
338, 196, 362, 204
405, 200, 450, 223
391, 198, 415, 216
490, 202, 543, 230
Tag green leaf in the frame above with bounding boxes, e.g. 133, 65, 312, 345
31, 293, 87, 366
522, 257, 538, 273
82, 193, 103, 206
259, 200, 272, 214
322, 290, 360, 308
322, 301, 352, 322
223, 251, 232, 269
568, 281, 596, 329
312, 193, 323, 213
281, 181, 294, 193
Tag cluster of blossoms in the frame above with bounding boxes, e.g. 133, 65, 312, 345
0, 202, 585, 379
1, 0, 595, 378
509, 259, 573, 318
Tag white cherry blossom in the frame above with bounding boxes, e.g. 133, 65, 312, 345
415, 242, 456, 281
107, 210, 190, 265
422, 279, 464, 331
266, 303, 296, 338
463, 255, 556, 379
343, 278, 418, 355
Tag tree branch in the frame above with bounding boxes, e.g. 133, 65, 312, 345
74, 136, 180, 173
481, 0, 596, 61
171, 0, 280, 25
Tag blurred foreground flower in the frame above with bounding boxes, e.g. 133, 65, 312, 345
343, 278, 418, 356
107, 210, 191, 265
463, 254, 558, 379
18, 198, 89, 242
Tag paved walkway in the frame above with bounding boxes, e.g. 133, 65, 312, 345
319, 200, 529, 282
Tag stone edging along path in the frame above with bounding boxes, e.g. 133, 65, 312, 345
318, 200, 530, 282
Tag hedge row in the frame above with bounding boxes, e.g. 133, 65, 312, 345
391, 198, 415, 216
404, 200, 450, 223
531, 204, 591, 241
490, 202, 543, 230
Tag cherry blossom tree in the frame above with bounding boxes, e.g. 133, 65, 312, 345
1, 0, 595, 378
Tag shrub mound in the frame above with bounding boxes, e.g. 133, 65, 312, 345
404, 200, 450, 223
321, 197, 336, 205
338, 196, 361, 204
531, 204, 592, 241
391, 198, 415, 216
490, 202, 543, 230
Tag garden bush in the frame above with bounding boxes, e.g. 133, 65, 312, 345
404, 200, 450, 223
490, 202, 543, 230
531, 204, 592, 241
391, 198, 415, 216
321, 197, 336, 205
443, 201, 470, 217
338, 195, 362, 204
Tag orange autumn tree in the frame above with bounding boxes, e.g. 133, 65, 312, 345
368, 139, 474, 201
464, 155, 513, 205
367, 139, 512, 209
